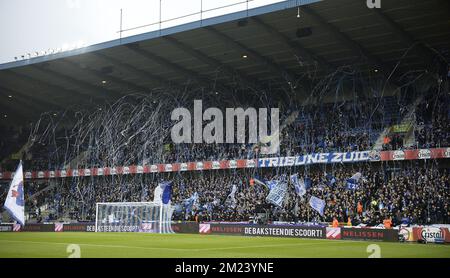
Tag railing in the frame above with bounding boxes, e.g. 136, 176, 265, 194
117, 0, 285, 39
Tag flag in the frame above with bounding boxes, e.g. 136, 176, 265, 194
253, 176, 267, 187
225, 184, 238, 208
4, 162, 25, 225
184, 192, 199, 214
266, 180, 279, 190
290, 174, 306, 197
266, 181, 287, 207
253, 176, 278, 190
304, 177, 312, 189
153, 181, 172, 205
346, 172, 362, 190
309, 196, 325, 216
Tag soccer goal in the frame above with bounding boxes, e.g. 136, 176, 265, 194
95, 202, 174, 233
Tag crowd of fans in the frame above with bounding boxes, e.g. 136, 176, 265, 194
7, 160, 447, 226
0, 87, 448, 227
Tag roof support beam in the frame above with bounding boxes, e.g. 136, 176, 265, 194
162, 36, 260, 89
126, 43, 221, 89
32, 64, 117, 100
250, 17, 334, 72
371, 8, 438, 64
0, 85, 62, 112
91, 52, 180, 88
301, 6, 392, 75
3, 70, 91, 106
57, 59, 149, 95
203, 26, 297, 83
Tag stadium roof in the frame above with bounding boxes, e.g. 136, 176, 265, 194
1, 0, 449, 124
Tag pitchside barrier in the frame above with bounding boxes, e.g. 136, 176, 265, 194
398, 226, 450, 243
0, 221, 199, 233
2, 222, 449, 244
198, 223, 327, 239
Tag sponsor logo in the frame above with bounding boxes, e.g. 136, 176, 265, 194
444, 148, 450, 158
49, 171, 55, 178
150, 165, 158, 173
196, 162, 204, 171
246, 159, 256, 168
165, 164, 173, 172
38, 171, 44, 178
212, 161, 221, 170
137, 165, 144, 174
179, 163, 188, 171
326, 227, 341, 240
54, 223, 64, 232
109, 168, 116, 175
393, 150, 405, 160
84, 169, 91, 176
229, 160, 237, 168
418, 149, 431, 159
60, 170, 67, 178
72, 169, 79, 177
399, 227, 411, 241
97, 168, 104, 176
420, 227, 444, 242
199, 224, 211, 234
123, 166, 130, 175
368, 150, 381, 161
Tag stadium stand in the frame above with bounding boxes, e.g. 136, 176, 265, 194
0, 0, 449, 232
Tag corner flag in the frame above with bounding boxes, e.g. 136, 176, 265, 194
4, 161, 25, 225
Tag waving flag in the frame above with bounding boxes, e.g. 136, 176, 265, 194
4, 162, 25, 225
253, 176, 267, 187
266, 181, 287, 207
225, 184, 238, 208
290, 174, 306, 197
153, 181, 172, 205
309, 196, 325, 216
304, 177, 312, 189
346, 172, 362, 190
183, 192, 199, 214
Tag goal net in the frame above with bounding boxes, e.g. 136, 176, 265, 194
95, 202, 174, 233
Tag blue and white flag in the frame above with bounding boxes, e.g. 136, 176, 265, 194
290, 174, 306, 197
346, 172, 362, 190
309, 196, 325, 216
253, 176, 267, 187
153, 181, 172, 205
304, 177, 312, 189
226, 184, 238, 208
184, 192, 199, 214
266, 181, 287, 207
4, 162, 25, 225
266, 180, 279, 191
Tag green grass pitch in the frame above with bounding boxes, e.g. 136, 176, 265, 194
0, 232, 449, 258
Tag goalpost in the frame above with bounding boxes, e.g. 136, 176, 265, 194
95, 202, 175, 233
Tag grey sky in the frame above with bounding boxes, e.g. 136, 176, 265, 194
0, 0, 281, 64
